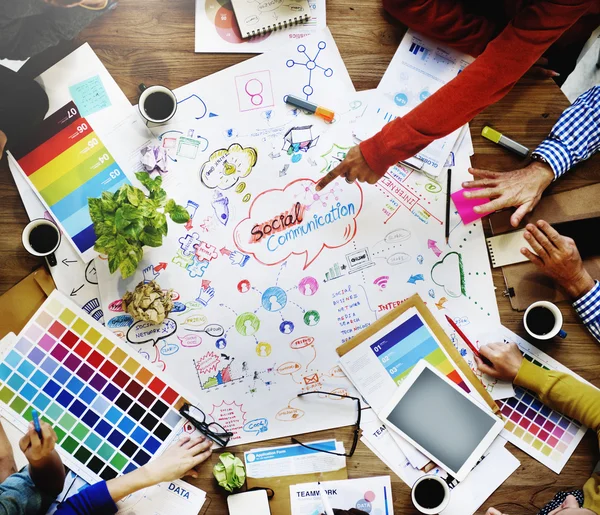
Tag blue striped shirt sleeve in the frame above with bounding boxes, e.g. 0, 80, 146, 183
573, 280, 600, 344
532, 85, 600, 179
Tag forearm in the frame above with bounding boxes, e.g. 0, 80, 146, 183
573, 280, 600, 344
106, 465, 156, 503
532, 86, 600, 178
515, 359, 600, 431
28, 450, 65, 496
361, 0, 592, 175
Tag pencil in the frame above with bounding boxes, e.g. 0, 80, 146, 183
445, 315, 480, 357
384, 486, 389, 515
445, 168, 452, 244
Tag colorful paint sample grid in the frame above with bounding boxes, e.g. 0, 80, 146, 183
370, 313, 470, 393
9, 101, 130, 261
493, 327, 587, 473
0, 291, 188, 485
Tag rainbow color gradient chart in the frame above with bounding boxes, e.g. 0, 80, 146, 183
493, 326, 587, 473
370, 313, 470, 393
0, 291, 188, 484
9, 102, 129, 261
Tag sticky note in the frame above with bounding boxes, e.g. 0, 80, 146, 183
69, 75, 111, 117
451, 188, 492, 224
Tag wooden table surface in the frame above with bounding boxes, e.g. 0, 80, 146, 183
1, 0, 599, 513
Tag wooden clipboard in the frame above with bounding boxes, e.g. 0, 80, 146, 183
336, 294, 501, 417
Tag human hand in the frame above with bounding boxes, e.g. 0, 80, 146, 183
521, 220, 595, 299
462, 161, 554, 227
0, 130, 6, 160
475, 342, 523, 382
144, 435, 212, 483
19, 422, 58, 465
525, 56, 560, 79
485, 508, 508, 515
316, 146, 380, 191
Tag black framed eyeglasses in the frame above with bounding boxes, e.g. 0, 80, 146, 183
291, 391, 361, 457
179, 403, 233, 447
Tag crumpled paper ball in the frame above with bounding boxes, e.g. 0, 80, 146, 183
141, 145, 168, 174
122, 280, 173, 324
213, 452, 246, 492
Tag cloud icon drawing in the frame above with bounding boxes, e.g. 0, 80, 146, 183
431, 251, 465, 298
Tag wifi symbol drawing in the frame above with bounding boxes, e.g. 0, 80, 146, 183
374, 276, 389, 290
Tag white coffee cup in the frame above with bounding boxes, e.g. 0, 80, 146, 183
524, 300, 567, 340
22, 219, 61, 267
411, 475, 451, 514
138, 83, 178, 124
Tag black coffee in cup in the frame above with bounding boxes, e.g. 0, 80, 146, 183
29, 224, 59, 254
414, 478, 446, 509
525, 306, 556, 336
143, 92, 175, 121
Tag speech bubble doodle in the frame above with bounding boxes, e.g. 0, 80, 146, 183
243, 418, 269, 436
209, 401, 246, 442
160, 341, 179, 356
233, 178, 363, 269
181, 314, 208, 327
203, 324, 225, 337
108, 299, 124, 312
387, 253, 411, 266
290, 336, 314, 349
276, 406, 304, 421
85, 260, 98, 285
200, 143, 257, 190
258, 0, 282, 11
126, 318, 177, 346
183, 301, 204, 311
277, 361, 302, 375
329, 388, 349, 398
107, 314, 134, 329
328, 365, 346, 378
384, 228, 411, 244
178, 334, 203, 348
195, 351, 221, 374
431, 252, 466, 298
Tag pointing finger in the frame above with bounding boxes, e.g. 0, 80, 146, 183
467, 168, 500, 179
536, 220, 562, 247
316, 164, 345, 192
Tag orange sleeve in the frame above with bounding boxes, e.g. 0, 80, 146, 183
361, 0, 594, 176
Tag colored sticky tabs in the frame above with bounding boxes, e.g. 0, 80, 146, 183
451, 188, 492, 224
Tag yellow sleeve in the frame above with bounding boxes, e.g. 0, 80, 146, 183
515, 359, 600, 513
515, 360, 600, 432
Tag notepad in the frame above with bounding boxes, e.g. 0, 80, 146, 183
486, 230, 535, 268
231, 0, 311, 39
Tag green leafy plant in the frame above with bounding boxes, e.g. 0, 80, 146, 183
89, 172, 190, 279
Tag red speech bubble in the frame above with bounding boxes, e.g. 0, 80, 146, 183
233, 178, 362, 269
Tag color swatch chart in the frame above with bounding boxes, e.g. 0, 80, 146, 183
9, 101, 129, 262
370, 313, 470, 393
493, 327, 587, 473
0, 291, 188, 484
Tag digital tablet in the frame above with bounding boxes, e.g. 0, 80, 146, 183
379, 360, 504, 481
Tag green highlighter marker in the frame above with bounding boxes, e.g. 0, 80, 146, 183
482, 126, 529, 157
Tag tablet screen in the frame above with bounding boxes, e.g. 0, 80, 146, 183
386, 367, 497, 473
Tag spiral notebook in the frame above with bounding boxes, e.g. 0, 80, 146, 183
486, 229, 534, 268
231, 0, 311, 38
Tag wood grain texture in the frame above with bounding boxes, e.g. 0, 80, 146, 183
0, 0, 599, 513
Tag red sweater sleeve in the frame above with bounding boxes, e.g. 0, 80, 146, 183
361, 0, 594, 176
382, 0, 498, 56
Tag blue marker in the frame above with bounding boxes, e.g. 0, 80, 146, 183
31, 410, 42, 439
